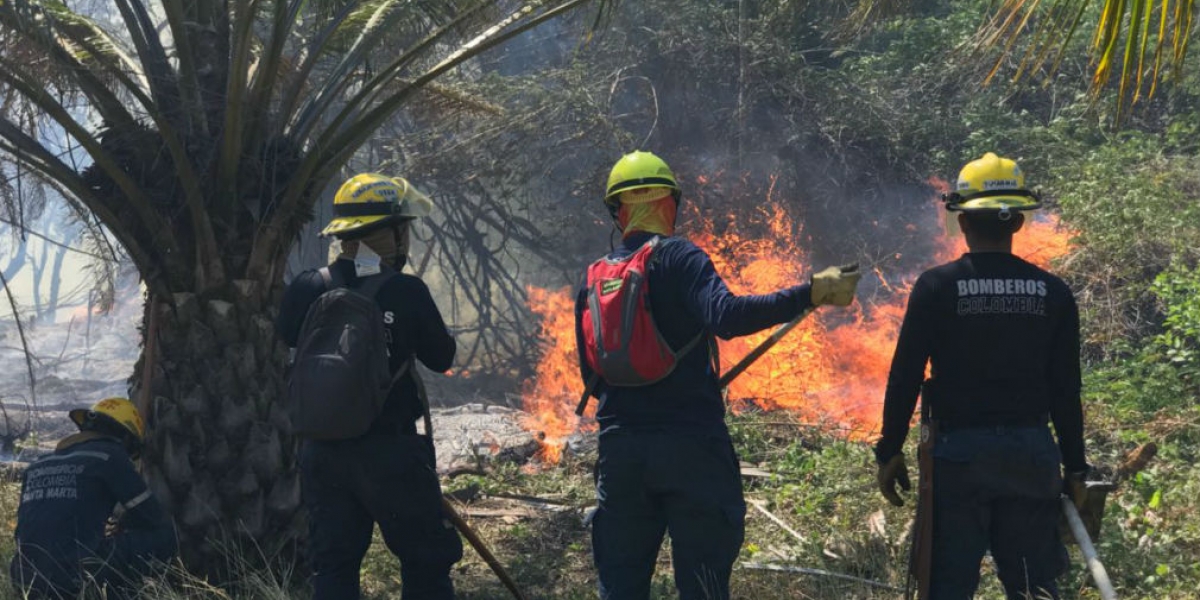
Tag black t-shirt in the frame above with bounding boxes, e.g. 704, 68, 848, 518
875, 252, 1086, 471
276, 259, 456, 434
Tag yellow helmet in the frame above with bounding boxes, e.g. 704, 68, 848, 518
321, 173, 434, 238
603, 151, 681, 217
944, 152, 1041, 213
70, 397, 145, 442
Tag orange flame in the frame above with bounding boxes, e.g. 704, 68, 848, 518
519, 286, 584, 463
521, 180, 1075, 462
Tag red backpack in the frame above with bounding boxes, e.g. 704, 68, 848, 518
580, 237, 702, 389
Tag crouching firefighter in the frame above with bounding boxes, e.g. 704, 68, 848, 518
874, 153, 1091, 600
11, 398, 177, 600
576, 151, 862, 600
276, 173, 462, 600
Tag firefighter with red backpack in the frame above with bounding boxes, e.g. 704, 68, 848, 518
276, 173, 461, 600
576, 151, 862, 600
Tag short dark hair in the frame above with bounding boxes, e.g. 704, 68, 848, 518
962, 211, 1022, 243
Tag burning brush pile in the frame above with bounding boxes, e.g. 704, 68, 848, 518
518, 176, 1074, 463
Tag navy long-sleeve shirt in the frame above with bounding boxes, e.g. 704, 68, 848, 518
276, 259, 456, 434
874, 252, 1087, 471
575, 231, 813, 439
13, 435, 176, 591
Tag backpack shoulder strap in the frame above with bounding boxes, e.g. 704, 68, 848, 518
645, 235, 676, 268
385, 356, 414, 395
318, 266, 337, 289
638, 236, 697, 354
676, 331, 705, 357
574, 372, 601, 416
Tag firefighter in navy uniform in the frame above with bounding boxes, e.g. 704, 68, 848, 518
874, 153, 1090, 599
576, 151, 862, 600
276, 174, 462, 600
10, 398, 176, 600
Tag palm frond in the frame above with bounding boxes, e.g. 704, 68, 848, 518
110, 0, 181, 114
3, 0, 147, 90
274, 0, 365, 136
0, 59, 190, 281
160, 0, 208, 132
0, 118, 160, 291
0, 0, 167, 132
854, 0, 1195, 121
1, 4, 214, 282
217, 0, 265, 203
247, 0, 594, 282
290, 0, 490, 141
323, 0, 594, 182
243, 0, 306, 149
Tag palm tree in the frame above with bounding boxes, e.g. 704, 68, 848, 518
848, 0, 1195, 121
0, 0, 606, 574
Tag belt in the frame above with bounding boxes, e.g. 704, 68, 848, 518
935, 413, 1048, 433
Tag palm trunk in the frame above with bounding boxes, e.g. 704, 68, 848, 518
134, 281, 302, 575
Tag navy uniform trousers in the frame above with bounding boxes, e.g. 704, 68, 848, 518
592, 431, 746, 600
301, 432, 462, 600
930, 424, 1069, 600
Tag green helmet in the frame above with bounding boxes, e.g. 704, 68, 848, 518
603, 151, 681, 217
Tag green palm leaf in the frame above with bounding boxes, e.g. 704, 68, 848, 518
853, 0, 1196, 121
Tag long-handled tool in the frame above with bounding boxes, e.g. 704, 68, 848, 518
1062, 496, 1118, 600
908, 419, 935, 600
441, 497, 530, 600
416, 371, 530, 600
719, 262, 858, 389
718, 306, 815, 389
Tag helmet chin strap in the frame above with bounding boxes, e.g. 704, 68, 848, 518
391, 222, 411, 270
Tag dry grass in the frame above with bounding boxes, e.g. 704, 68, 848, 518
0, 408, 1196, 598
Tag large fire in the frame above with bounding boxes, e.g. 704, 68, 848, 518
520, 180, 1075, 462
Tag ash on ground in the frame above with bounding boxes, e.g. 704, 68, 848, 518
5, 400, 591, 474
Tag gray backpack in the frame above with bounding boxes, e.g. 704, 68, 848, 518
287, 266, 410, 440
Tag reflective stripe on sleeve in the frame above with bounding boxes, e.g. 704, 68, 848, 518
123, 489, 152, 510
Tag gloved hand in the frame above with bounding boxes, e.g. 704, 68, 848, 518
811, 264, 862, 307
877, 454, 911, 507
1064, 467, 1090, 511
104, 516, 122, 538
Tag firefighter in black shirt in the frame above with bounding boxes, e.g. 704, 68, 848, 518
874, 153, 1089, 599
276, 173, 461, 600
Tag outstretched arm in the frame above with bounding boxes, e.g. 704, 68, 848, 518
668, 241, 812, 339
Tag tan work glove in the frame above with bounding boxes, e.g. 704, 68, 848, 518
877, 454, 911, 507
1064, 468, 1090, 511
811, 264, 862, 307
